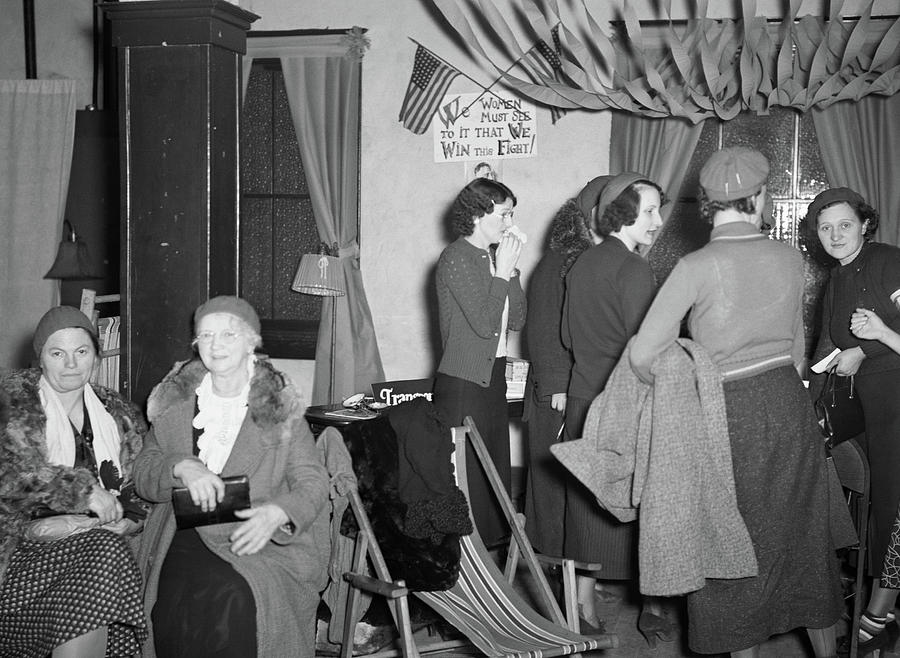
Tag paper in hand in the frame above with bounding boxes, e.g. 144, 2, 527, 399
810, 348, 841, 374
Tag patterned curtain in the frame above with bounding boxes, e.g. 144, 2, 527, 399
246, 32, 385, 405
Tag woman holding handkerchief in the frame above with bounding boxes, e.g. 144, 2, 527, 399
133, 296, 329, 658
807, 187, 900, 653
433, 177, 527, 551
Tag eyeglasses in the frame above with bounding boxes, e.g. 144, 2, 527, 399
194, 330, 242, 345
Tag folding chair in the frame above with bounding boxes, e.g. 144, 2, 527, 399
829, 438, 870, 658
330, 417, 619, 657
413, 417, 617, 655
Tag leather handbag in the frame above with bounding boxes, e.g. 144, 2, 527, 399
814, 371, 865, 447
172, 475, 251, 530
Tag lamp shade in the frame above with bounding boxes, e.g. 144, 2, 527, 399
44, 221, 101, 280
291, 253, 345, 297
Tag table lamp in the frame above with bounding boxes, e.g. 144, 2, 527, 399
291, 243, 345, 403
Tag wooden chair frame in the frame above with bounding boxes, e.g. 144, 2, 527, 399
334, 416, 618, 657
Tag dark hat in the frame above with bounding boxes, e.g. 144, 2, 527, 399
699, 147, 769, 201
33, 306, 97, 357
194, 296, 261, 335
804, 187, 867, 230
575, 172, 647, 222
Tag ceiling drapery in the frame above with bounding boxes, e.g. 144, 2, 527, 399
429, 0, 900, 123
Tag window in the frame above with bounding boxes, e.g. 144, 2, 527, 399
650, 107, 831, 355
240, 59, 321, 358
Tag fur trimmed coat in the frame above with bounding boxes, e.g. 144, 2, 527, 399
0, 368, 147, 583
134, 357, 330, 658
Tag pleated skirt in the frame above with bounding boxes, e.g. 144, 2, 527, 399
561, 395, 637, 578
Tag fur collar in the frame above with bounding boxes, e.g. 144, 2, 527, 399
147, 356, 296, 429
1, 368, 147, 472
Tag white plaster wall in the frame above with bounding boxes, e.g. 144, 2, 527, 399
2, 0, 894, 462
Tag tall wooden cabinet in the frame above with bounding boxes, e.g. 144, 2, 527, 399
102, 0, 257, 406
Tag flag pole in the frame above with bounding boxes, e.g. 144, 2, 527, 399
455, 45, 536, 117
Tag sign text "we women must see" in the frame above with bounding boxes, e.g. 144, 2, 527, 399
432, 92, 537, 163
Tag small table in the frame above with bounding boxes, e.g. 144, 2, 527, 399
305, 403, 383, 434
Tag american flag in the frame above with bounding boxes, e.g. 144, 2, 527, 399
519, 25, 568, 124
399, 46, 461, 135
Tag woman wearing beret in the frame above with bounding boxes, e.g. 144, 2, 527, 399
630, 147, 843, 656
561, 172, 665, 635
808, 187, 900, 653
0, 306, 148, 657
133, 296, 330, 657
433, 177, 526, 550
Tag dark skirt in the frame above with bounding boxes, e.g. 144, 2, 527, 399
561, 395, 637, 578
523, 392, 567, 557
687, 366, 843, 654
433, 359, 511, 549
0, 528, 147, 658
152, 528, 256, 658
854, 368, 900, 576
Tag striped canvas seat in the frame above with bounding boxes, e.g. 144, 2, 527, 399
415, 419, 617, 657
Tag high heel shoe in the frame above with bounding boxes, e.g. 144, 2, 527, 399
637, 610, 676, 648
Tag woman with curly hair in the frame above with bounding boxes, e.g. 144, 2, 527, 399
522, 193, 595, 560
561, 172, 665, 634
433, 177, 526, 549
806, 187, 900, 654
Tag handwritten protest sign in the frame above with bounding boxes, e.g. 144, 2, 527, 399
433, 92, 537, 163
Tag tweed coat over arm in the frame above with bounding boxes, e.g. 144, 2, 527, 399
552, 340, 757, 596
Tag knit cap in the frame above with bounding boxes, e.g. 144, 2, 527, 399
194, 296, 261, 334
33, 306, 97, 357
700, 147, 769, 201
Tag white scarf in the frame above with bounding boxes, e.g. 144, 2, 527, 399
193, 357, 254, 474
39, 375, 122, 479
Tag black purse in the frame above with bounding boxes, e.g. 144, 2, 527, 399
814, 371, 865, 447
171, 475, 251, 530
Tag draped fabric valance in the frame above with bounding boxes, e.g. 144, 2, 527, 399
429, 0, 900, 123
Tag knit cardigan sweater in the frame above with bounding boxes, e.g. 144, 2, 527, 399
552, 340, 757, 596
134, 357, 330, 658
436, 237, 526, 387
0, 368, 146, 582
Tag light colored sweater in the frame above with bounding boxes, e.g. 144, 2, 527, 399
631, 221, 805, 382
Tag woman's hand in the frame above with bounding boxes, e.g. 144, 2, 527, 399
88, 485, 123, 525
827, 346, 866, 376
851, 307, 889, 342
550, 393, 567, 413
494, 233, 523, 280
102, 517, 143, 536
229, 504, 290, 556
173, 459, 224, 512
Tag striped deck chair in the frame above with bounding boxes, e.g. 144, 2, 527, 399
335, 417, 618, 657
413, 417, 619, 657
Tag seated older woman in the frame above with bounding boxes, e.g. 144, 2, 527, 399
0, 306, 148, 658
134, 296, 330, 658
